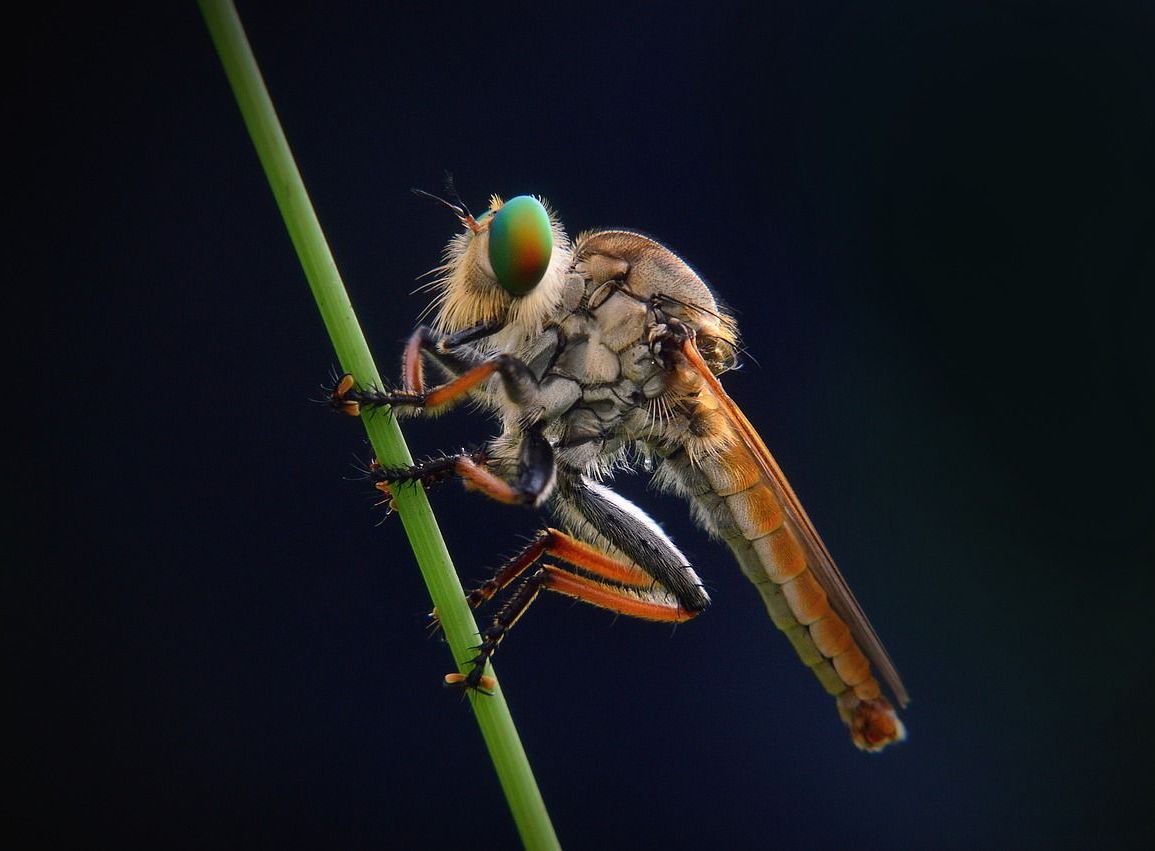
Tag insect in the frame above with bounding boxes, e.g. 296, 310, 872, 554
331, 193, 908, 751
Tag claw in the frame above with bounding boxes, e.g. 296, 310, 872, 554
372, 480, 397, 512
444, 671, 497, 694
329, 373, 362, 416
327, 373, 417, 417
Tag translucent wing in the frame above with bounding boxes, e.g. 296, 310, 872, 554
681, 337, 910, 707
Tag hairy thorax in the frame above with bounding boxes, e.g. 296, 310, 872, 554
508, 269, 730, 476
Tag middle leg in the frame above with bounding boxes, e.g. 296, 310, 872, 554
368, 424, 555, 508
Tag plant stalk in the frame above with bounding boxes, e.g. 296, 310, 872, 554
198, 2, 559, 847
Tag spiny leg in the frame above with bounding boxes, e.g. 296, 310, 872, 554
455, 560, 700, 691
331, 352, 538, 417
362, 450, 487, 512
369, 424, 554, 508
434, 523, 644, 640
554, 474, 712, 613
331, 322, 540, 417
462, 527, 656, 613
435, 469, 710, 619
444, 476, 715, 690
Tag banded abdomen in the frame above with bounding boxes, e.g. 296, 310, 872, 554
658, 439, 906, 752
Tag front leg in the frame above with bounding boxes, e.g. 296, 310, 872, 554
330, 351, 542, 418
400, 322, 499, 394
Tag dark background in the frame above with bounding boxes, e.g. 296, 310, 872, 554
14, 2, 1154, 848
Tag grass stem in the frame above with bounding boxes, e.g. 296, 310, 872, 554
198, 3, 559, 847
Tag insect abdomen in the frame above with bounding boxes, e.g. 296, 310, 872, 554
688, 442, 903, 750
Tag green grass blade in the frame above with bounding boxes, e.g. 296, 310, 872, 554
198, 2, 560, 847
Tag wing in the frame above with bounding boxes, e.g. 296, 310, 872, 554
681, 337, 910, 708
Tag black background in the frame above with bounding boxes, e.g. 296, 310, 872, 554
15, 2, 1154, 848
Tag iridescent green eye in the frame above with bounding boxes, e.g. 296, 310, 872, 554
487, 195, 553, 296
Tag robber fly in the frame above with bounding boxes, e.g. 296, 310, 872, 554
331, 194, 908, 751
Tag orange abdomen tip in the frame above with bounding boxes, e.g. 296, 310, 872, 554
848, 698, 907, 752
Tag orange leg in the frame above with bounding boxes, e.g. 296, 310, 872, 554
330, 351, 539, 418
447, 527, 698, 691
452, 455, 529, 505
401, 321, 504, 394
367, 424, 554, 510
541, 567, 697, 622
464, 527, 654, 612
331, 361, 501, 416
457, 554, 698, 691
368, 451, 525, 505
400, 326, 432, 394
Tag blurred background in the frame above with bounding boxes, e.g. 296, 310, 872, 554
14, 2, 1153, 847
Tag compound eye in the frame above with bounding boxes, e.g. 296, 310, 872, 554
487, 195, 553, 296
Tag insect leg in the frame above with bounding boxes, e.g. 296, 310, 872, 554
463, 527, 655, 612
399, 323, 497, 393
553, 475, 712, 614
330, 352, 540, 417
454, 537, 699, 690
370, 424, 555, 507
448, 475, 715, 691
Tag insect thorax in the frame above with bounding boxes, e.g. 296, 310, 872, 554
506, 267, 727, 476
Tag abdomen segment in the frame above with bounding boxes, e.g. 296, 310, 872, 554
676, 442, 906, 751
